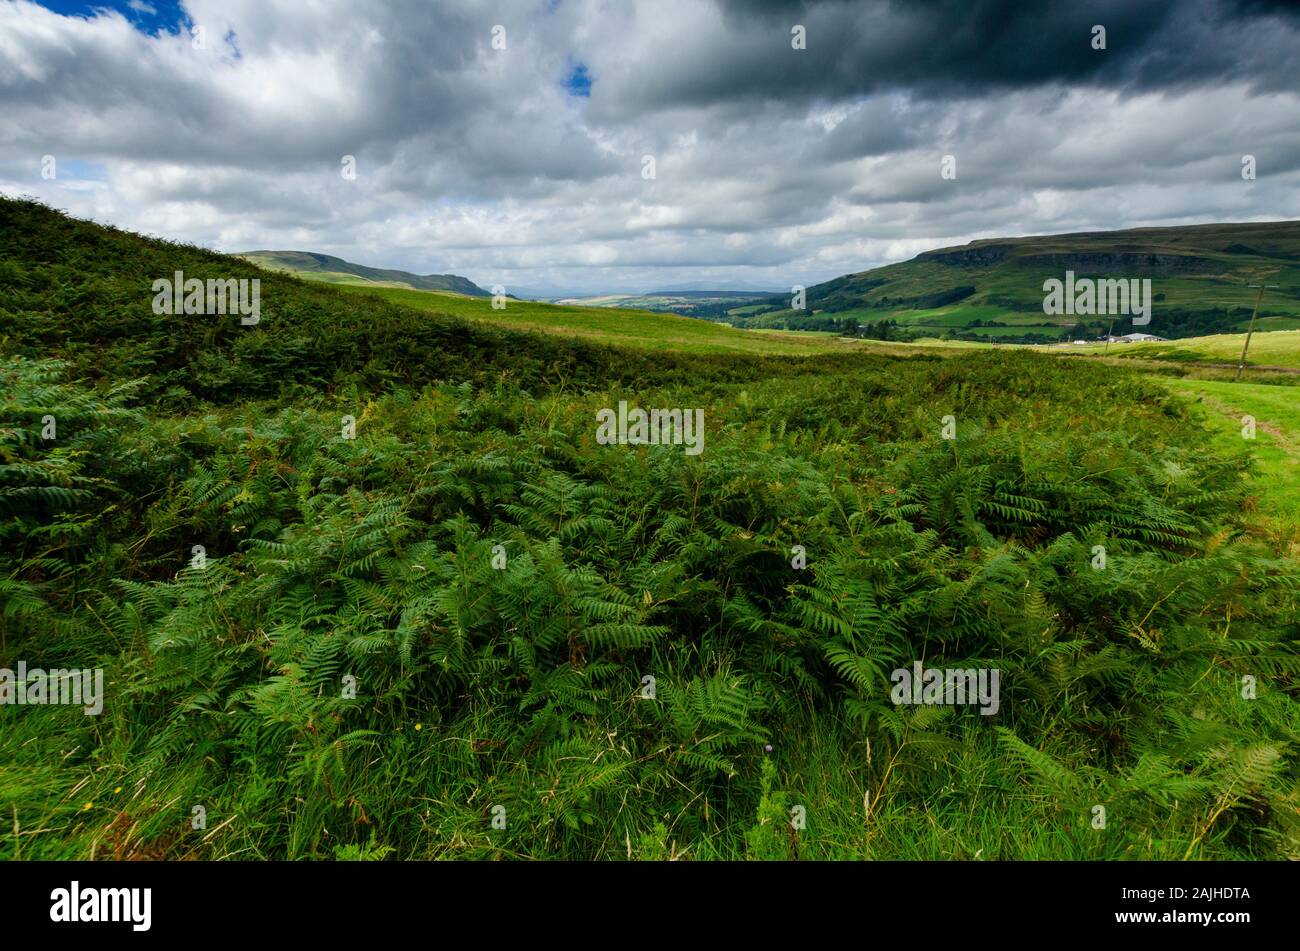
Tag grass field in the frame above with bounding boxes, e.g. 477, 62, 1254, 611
1160, 378, 1300, 532
1060, 329, 1300, 369
1232, 316, 1300, 333
890, 304, 1064, 329
280, 270, 414, 289
345, 284, 859, 355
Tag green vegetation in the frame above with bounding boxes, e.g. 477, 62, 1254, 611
1068, 329, 1300, 370
346, 284, 855, 355
1160, 378, 1300, 530
1232, 316, 1300, 333
3, 197, 1298, 861
720, 221, 1300, 344
237, 249, 489, 297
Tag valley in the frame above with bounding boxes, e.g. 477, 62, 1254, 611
2, 197, 1297, 863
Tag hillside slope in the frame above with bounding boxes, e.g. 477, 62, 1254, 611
0, 198, 850, 404
730, 220, 1300, 343
237, 249, 490, 296
339, 283, 857, 355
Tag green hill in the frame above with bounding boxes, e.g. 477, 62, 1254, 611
730, 220, 1300, 343
337, 283, 857, 355
237, 249, 490, 296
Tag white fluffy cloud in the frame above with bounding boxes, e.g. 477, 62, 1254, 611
1, 0, 1298, 293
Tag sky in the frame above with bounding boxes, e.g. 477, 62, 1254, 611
2, 0, 1299, 296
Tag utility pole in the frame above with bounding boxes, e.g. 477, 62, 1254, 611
1235, 283, 1279, 382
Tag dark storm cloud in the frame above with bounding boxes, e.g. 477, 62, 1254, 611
811, 97, 932, 162
591, 0, 1300, 118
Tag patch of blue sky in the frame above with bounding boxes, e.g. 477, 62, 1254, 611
562, 61, 592, 98
33, 0, 191, 36
52, 158, 110, 181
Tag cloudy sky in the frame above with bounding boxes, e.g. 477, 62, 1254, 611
2, 0, 1299, 295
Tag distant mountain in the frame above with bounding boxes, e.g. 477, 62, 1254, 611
555, 289, 777, 318
724, 220, 1300, 342
503, 285, 588, 300
237, 250, 489, 296
645, 288, 784, 298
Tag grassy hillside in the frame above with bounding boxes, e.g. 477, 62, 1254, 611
728, 220, 1300, 343
342, 284, 856, 355
1160, 378, 1300, 528
1065, 329, 1300, 370
238, 249, 489, 297
0, 198, 854, 399
3, 197, 1299, 862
